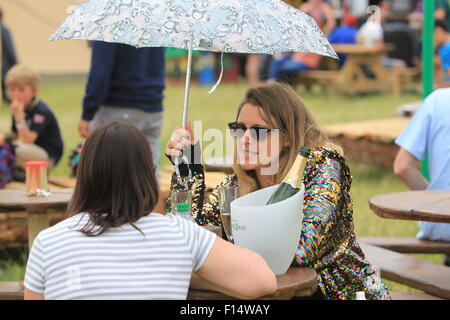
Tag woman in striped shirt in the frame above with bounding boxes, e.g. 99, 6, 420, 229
24, 121, 276, 300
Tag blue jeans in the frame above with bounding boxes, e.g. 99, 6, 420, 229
269, 55, 311, 80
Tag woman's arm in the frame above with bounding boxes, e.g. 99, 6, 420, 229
393, 148, 429, 190
24, 288, 44, 300
165, 124, 229, 225
193, 237, 277, 299
168, 167, 235, 226
294, 150, 350, 266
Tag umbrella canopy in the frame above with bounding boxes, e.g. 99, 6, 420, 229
50, 0, 338, 184
50, 0, 337, 59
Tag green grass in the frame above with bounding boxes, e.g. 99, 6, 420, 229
0, 76, 442, 294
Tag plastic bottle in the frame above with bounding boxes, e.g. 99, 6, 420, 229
176, 203, 193, 221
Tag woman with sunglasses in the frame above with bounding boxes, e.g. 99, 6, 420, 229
165, 82, 390, 300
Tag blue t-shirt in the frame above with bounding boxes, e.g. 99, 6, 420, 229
395, 88, 450, 241
328, 26, 357, 66
439, 41, 450, 82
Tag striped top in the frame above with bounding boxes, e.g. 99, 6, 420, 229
24, 212, 216, 300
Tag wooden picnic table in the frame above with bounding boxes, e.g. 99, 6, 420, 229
361, 190, 450, 299
369, 190, 450, 224
0, 188, 73, 249
331, 43, 394, 94
187, 267, 318, 300
0, 267, 318, 300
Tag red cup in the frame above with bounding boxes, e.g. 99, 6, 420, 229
25, 161, 49, 196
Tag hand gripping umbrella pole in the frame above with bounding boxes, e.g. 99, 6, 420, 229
174, 38, 224, 187
174, 37, 194, 187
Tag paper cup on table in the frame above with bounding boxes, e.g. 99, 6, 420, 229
230, 184, 304, 275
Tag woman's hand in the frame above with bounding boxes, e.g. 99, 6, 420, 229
165, 121, 197, 158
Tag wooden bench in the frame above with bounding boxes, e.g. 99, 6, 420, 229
296, 70, 342, 94
390, 67, 421, 96
390, 291, 443, 300
360, 242, 450, 299
0, 282, 23, 300
359, 237, 450, 254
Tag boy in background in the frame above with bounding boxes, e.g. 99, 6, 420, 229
0, 65, 63, 177
434, 20, 450, 88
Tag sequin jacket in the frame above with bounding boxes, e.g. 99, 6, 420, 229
168, 147, 391, 300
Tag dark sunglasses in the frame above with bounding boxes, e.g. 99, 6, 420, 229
228, 122, 279, 141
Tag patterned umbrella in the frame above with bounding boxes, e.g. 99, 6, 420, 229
50, 0, 337, 127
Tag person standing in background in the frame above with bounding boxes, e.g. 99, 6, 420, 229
245, 54, 261, 88
328, 13, 359, 66
0, 7, 18, 104
300, 0, 336, 36
434, 20, 450, 88
394, 88, 450, 266
79, 41, 165, 212
343, 0, 369, 21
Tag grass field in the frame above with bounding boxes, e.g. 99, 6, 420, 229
0, 76, 442, 294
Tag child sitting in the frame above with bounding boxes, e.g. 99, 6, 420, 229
0, 65, 63, 179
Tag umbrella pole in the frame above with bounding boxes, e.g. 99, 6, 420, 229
173, 38, 194, 188
182, 38, 193, 128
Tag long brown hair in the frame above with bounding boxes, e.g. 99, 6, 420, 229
233, 82, 341, 195
67, 121, 159, 236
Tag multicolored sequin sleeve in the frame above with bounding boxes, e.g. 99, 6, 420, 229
293, 148, 390, 300
294, 150, 347, 266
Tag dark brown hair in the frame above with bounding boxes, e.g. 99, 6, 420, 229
67, 121, 159, 236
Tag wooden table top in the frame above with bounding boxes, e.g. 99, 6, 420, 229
369, 190, 450, 223
1, 267, 318, 300
187, 267, 318, 300
0, 188, 73, 213
332, 43, 394, 55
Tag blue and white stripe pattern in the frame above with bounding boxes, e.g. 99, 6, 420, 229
24, 213, 216, 300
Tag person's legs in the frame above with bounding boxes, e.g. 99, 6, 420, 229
245, 54, 261, 87
14, 141, 52, 170
140, 111, 165, 213
88, 105, 116, 132
92, 106, 163, 181
276, 60, 311, 84
268, 54, 292, 80
137, 110, 164, 180
279, 60, 311, 74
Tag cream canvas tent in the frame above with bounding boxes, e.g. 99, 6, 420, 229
1, 0, 90, 75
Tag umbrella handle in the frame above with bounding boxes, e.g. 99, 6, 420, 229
182, 37, 193, 128
173, 155, 192, 188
